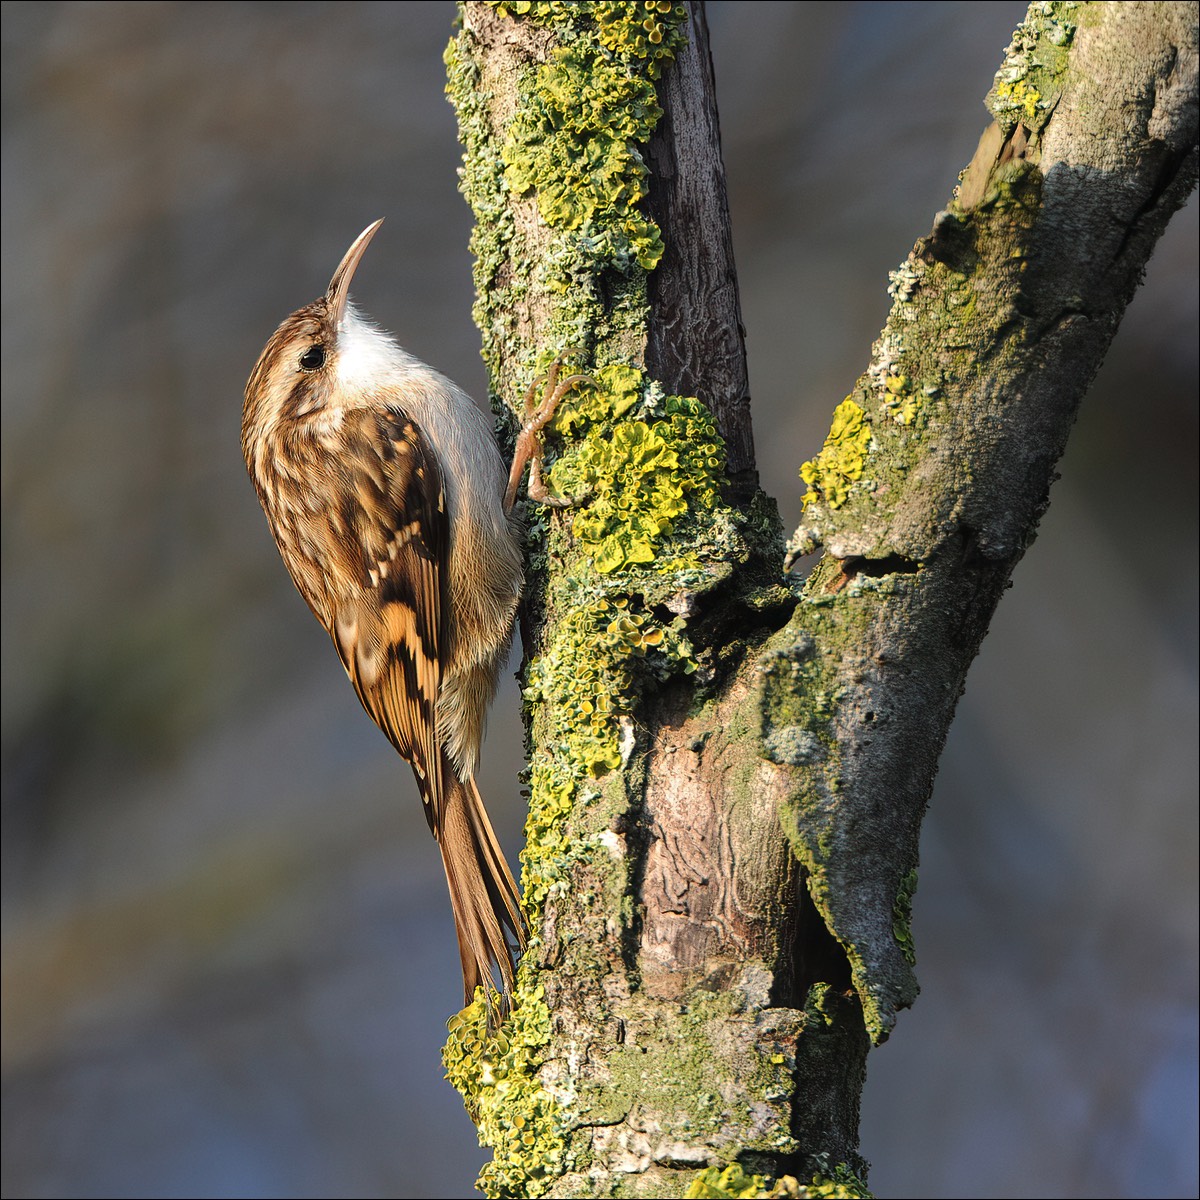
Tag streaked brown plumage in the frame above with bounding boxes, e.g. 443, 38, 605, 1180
242, 220, 527, 1008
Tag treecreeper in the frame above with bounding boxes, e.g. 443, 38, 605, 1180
241, 220, 584, 1013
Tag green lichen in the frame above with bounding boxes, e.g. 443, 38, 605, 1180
549, 364, 727, 573
455, 2, 693, 393
488, 0, 572, 19
463, 526, 722, 1198
892, 868, 918, 967
685, 1159, 874, 1199
501, 33, 668, 270
800, 1156, 874, 1200
799, 399, 872, 510
762, 597, 918, 1044
520, 591, 696, 896
970, 156, 1043, 216
515, 367, 734, 966
443, 981, 567, 1198
781, 0, 1071, 1057
506, 984, 805, 1192
443, 33, 519, 371
759, 634, 836, 763
686, 1163, 799, 1198
595, 1, 689, 77
489, 1, 687, 77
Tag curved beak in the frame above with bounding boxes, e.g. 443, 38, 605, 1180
327, 218, 384, 328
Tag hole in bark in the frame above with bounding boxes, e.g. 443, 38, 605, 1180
774, 868, 852, 1007
840, 552, 919, 581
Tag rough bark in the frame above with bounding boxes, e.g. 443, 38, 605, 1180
643, 6, 755, 490
443, 4, 1198, 1198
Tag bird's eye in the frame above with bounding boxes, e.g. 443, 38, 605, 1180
299, 344, 326, 372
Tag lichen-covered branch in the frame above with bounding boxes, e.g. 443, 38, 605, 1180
441, 3, 1198, 1198
778, 0, 1198, 1044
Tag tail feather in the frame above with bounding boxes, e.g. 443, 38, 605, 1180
438, 771, 527, 1011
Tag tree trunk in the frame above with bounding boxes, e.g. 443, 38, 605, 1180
442, 3, 1198, 1197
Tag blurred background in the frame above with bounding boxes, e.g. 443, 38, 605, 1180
2, 3, 1195, 1197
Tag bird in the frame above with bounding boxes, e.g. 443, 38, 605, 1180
241, 220, 581, 1011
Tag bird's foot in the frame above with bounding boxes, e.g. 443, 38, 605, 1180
504, 351, 593, 511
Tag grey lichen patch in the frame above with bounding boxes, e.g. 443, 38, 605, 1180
443, 31, 520, 373
757, 622, 834, 740
763, 726, 823, 768
640, 989, 877, 1196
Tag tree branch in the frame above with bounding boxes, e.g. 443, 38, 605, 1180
443, 3, 1198, 1196
778, 0, 1198, 1045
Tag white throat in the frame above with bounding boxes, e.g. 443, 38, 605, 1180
334, 303, 418, 396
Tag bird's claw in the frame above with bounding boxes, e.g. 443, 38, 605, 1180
504, 354, 594, 511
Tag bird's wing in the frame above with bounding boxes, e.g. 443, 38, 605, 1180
329, 408, 449, 836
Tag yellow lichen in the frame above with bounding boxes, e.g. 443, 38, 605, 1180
443, 982, 566, 1198
799, 399, 872, 509
487, 0, 574, 19
880, 373, 919, 426
685, 1159, 873, 1199
548, 364, 726, 574
501, 42, 666, 270
993, 77, 1042, 124
595, 1, 689, 77
988, 3, 1077, 132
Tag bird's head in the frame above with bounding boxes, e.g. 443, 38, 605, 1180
242, 218, 386, 453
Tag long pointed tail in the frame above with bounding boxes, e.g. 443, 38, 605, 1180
438, 771, 527, 1010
